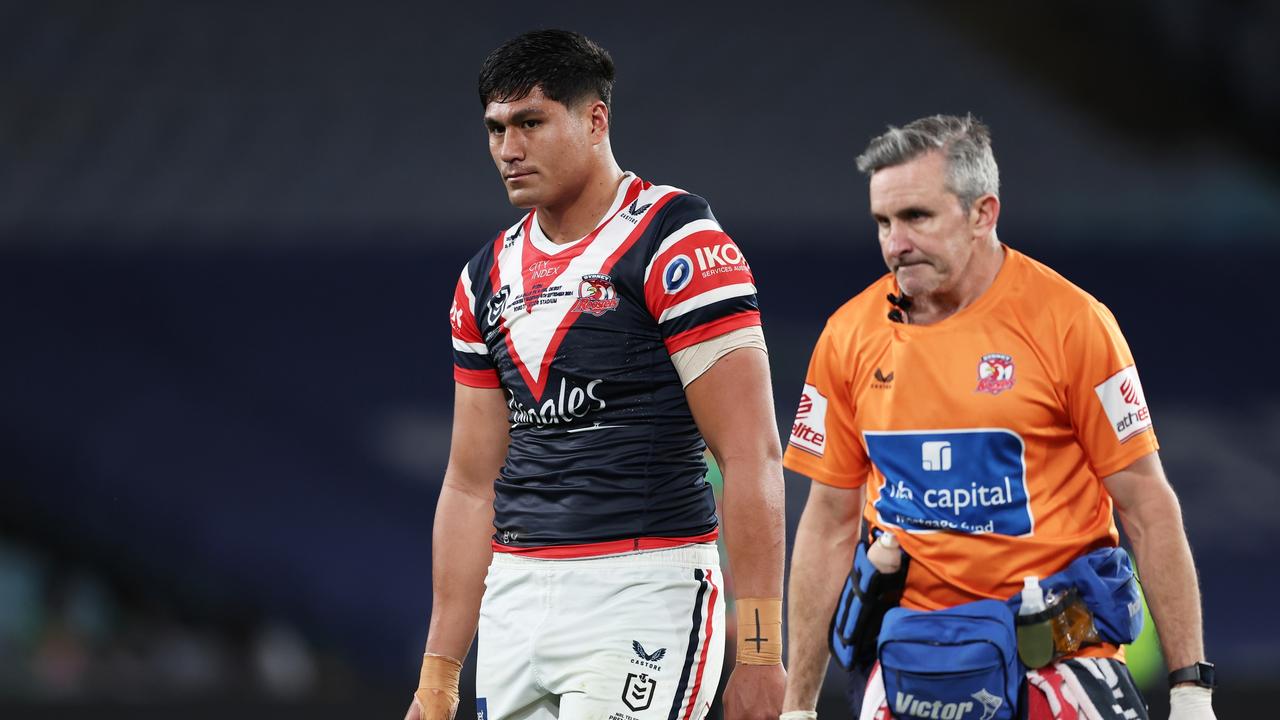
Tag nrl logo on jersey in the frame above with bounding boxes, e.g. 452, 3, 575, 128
572, 274, 620, 316
486, 285, 511, 325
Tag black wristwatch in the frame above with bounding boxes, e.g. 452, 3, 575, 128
1168, 661, 1216, 689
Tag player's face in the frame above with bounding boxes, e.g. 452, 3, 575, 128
869, 151, 980, 299
484, 87, 598, 210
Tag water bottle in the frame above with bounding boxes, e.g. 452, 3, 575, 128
1016, 576, 1054, 668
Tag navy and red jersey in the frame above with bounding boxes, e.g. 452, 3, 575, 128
449, 173, 761, 555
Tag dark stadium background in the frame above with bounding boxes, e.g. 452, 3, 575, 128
2, 2, 1278, 718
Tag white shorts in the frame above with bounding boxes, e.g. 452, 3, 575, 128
476, 543, 725, 720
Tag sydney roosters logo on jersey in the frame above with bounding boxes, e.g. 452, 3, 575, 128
571, 274, 620, 316
975, 353, 1015, 395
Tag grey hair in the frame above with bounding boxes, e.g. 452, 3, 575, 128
855, 114, 1000, 209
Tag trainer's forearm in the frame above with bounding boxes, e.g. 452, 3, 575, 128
782, 490, 861, 711
424, 480, 496, 661
720, 455, 786, 599
1118, 483, 1205, 670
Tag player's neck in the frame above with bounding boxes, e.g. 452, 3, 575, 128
908, 238, 1005, 326
536, 160, 626, 245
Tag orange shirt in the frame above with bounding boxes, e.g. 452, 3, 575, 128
784, 247, 1158, 618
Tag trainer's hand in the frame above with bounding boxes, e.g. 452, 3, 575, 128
723, 663, 786, 720
404, 688, 460, 720
1168, 686, 1215, 720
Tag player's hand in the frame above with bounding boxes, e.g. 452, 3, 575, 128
1168, 686, 1215, 720
403, 688, 460, 720
722, 663, 786, 720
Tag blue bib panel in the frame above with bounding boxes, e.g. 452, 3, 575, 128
865, 430, 1033, 537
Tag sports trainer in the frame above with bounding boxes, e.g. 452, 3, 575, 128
779, 115, 1215, 720
404, 30, 786, 720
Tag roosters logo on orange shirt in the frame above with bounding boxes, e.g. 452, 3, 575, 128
975, 353, 1015, 395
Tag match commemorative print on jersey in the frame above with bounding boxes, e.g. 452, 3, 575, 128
864, 429, 1033, 537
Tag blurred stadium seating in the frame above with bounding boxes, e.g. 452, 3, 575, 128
2, 2, 1277, 717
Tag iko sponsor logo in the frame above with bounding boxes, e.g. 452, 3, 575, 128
693, 242, 747, 273
506, 378, 606, 427
894, 688, 1002, 720
662, 254, 694, 294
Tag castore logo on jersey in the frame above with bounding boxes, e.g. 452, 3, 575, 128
624, 199, 652, 217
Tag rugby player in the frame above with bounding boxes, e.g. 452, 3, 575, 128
404, 29, 786, 720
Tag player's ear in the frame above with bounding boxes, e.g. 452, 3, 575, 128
970, 193, 1000, 237
587, 100, 610, 143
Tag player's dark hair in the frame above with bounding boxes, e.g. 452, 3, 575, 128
478, 29, 615, 111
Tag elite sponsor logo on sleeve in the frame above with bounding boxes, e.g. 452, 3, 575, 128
1094, 366, 1153, 442
789, 384, 829, 457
